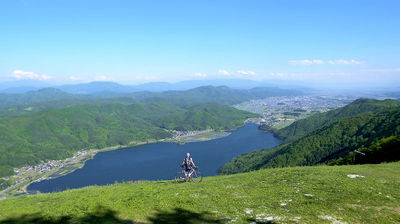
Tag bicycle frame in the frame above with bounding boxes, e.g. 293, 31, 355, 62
184, 167, 199, 180
175, 166, 202, 183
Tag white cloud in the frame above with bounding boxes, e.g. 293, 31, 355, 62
328, 59, 364, 65
192, 73, 208, 77
289, 59, 364, 65
328, 72, 354, 76
269, 72, 289, 77
218, 69, 230, 75
313, 59, 325, 65
237, 70, 255, 75
9, 70, 52, 80
134, 75, 158, 81
69, 76, 86, 81
289, 59, 325, 65
288, 59, 315, 65
94, 75, 115, 81
361, 68, 400, 73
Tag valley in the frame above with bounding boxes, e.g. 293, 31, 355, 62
1, 2, 399, 222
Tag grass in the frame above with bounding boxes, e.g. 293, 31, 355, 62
0, 162, 399, 223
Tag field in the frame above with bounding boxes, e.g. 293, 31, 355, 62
172, 130, 230, 143
0, 162, 399, 223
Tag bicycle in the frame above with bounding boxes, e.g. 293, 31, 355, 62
175, 167, 202, 183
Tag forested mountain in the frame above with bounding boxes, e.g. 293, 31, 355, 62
221, 99, 400, 174
58, 82, 138, 94
274, 98, 400, 143
56, 80, 306, 94
135, 86, 302, 105
330, 135, 400, 165
0, 80, 51, 94
0, 88, 87, 107
0, 102, 256, 177
0, 97, 138, 116
0, 85, 302, 116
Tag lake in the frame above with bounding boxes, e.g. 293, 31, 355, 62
28, 123, 281, 193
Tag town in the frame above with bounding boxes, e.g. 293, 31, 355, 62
0, 150, 98, 198
235, 96, 354, 129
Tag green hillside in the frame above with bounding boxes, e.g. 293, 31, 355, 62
138, 86, 303, 106
0, 162, 399, 223
0, 97, 138, 116
221, 100, 400, 174
0, 102, 255, 178
331, 135, 400, 165
0, 86, 302, 116
0, 88, 86, 107
274, 98, 400, 143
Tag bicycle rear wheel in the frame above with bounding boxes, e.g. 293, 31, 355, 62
191, 170, 203, 183
175, 171, 186, 184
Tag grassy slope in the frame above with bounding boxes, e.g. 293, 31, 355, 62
0, 162, 399, 223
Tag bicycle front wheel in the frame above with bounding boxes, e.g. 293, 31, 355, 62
191, 170, 203, 183
175, 171, 186, 184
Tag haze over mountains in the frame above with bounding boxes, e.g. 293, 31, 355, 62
0, 79, 298, 94
0, 85, 303, 114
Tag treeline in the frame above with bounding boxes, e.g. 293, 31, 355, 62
220, 99, 400, 174
0, 102, 256, 177
330, 135, 400, 165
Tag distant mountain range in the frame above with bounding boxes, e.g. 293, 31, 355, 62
0, 80, 52, 93
0, 79, 309, 94
0, 85, 304, 115
1, 79, 398, 94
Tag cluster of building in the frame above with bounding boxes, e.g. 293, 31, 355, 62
3, 150, 94, 194
236, 96, 352, 127
15, 150, 93, 176
169, 130, 208, 140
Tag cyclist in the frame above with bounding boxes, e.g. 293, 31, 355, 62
181, 152, 197, 179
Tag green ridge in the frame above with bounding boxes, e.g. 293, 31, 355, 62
221, 99, 400, 174
274, 98, 400, 143
331, 135, 400, 165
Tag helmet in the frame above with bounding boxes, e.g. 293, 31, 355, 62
186, 152, 190, 157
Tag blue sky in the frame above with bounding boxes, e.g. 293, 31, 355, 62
0, 0, 399, 87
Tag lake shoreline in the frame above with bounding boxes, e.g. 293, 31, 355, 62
2, 127, 238, 198
27, 122, 281, 194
